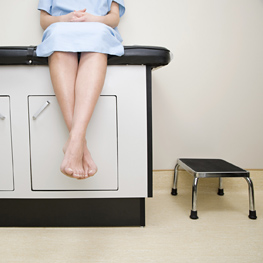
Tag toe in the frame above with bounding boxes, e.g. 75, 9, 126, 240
76, 170, 86, 180
84, 168, 89, 178
73, 173, 80, 179
62, 167, 74, 177
88, 169, 97, 177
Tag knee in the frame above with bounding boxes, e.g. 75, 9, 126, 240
50, 51, 66, 59
79, 52, 107, 66
48, 51, 65, 64
49, 51, 77, 63
80, 52, 107, 59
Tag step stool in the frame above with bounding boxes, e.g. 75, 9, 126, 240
171, 158, 257, 220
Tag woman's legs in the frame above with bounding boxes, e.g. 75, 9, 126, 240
74, 52, 107, 178
48, 52, 80, 178
48, 51, 107, 179
64, 52, 107, 178
48, 52, 78, 130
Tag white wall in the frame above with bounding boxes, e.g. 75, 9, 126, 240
1, 0, 263, 169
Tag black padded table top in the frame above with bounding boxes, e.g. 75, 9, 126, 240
178, 159, 248, 178
0, 45, 171, 68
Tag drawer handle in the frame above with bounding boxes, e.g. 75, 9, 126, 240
33, 100, 51, 120
0, 113, 5, 120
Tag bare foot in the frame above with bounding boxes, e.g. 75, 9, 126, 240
60, 135, 86, 179
82, 141, 98, 177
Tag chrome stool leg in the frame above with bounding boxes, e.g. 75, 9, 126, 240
244, 177, 257, 219
217, 177, 224, 196
190, 177, 199, 219
171, 163, 179, 196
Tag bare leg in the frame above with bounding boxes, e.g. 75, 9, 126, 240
64, 52, 107, 179
48, 52, 77, 129
48, 52, 79, 178
58, 52, 107, 179
81, 53, 107, 177
48, 52, 107, 179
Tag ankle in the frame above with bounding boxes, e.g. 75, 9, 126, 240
69, 132, 85, 143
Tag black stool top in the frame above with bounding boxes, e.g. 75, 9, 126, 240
178, 159, 248, 178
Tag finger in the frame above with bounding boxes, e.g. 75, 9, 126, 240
73, 10, 85, 17
72, 17, 85, 22
76, 12, 85, 18
77, 8, 86, 12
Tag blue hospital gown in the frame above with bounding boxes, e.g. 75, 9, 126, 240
36, 0, 125, 57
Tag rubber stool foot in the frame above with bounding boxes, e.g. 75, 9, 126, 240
190, 210, 198, 220
249, 210, 257, 220
171, 188, 177, 196
217, 188, 224, 196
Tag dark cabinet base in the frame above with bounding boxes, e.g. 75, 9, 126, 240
0, 198, 145, 227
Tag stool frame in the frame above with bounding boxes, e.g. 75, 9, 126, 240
171, 159, 257, 220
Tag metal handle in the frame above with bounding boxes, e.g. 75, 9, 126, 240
33, 100, 51, 120
0, 113, 5, 120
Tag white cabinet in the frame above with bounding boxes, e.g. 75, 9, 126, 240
0, 96, 14, 190
0, 62, 152, 226
28, 95, 118, 191
0, 65, 149, 199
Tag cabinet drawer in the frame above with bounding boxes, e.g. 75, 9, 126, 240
28, 95, 118, 191
0, 96, 14, 190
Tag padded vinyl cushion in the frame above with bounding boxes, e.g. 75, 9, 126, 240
0, 46, 171, 67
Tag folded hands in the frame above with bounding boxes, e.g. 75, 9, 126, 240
63, 9, 99, 23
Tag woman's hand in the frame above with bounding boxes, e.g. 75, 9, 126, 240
69, 2, 120, 28
40, 9, 86, 30
61, 9, 87, 22
70, 12, 98, 23
40, 2, 120, 30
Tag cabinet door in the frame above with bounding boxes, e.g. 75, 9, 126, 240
0, 96, 14, 190
28, 96, 118, 191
